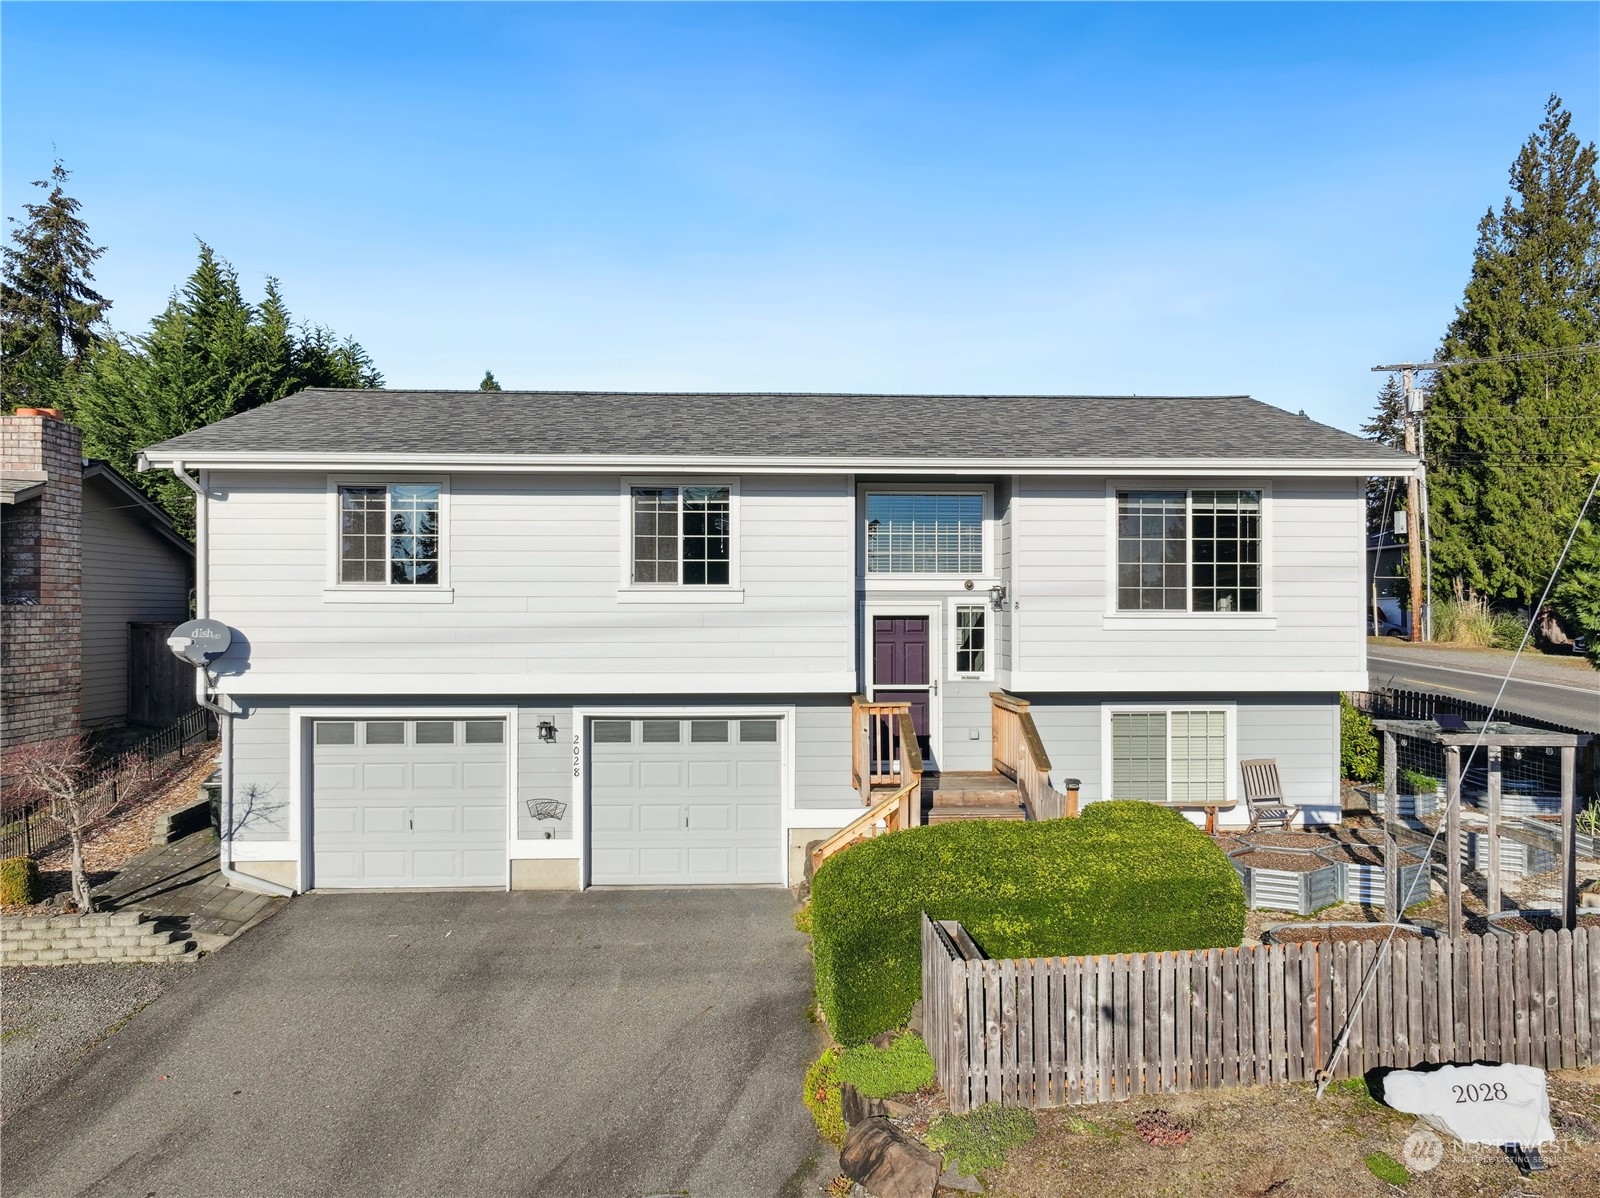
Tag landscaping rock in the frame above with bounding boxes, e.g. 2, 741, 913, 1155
842, 1081, 887, 1125
871, 1030, 899, 1050
883, 1098, 916, 1119
906, 999, 925, 1037
840, 1117, 941, 1198
937, 1162, 984, 1193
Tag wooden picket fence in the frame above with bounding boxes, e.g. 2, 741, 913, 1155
921, 914, 1600, 1112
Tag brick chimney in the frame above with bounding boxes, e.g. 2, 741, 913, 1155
2, 411, 84, 747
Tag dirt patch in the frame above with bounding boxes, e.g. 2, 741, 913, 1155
1267, 925, 1424, 945
1249, 832, 1341, 851
1234, 851, 1336, 873
987, 1073, 1600, 1197
1315, 845, 1387, 867
1490, 913, 1600, 935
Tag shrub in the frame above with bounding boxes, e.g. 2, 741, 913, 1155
1432, 594, 1497, 647
803, 1048, 847, 1146
0, 856, 42, 907
810, 802, 1246, 1045
1340, 695, 1379, 783
1399, 768, 1439, 796
836, 1032, 936, 1098
925, 1104, 1038, 1173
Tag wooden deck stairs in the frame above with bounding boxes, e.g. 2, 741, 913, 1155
923, 771, 1028, 824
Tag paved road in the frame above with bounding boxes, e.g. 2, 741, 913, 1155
1369, 643, 1600, 732
1, 889, 824, 1198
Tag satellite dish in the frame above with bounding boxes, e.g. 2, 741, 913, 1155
167, 619, 232, 667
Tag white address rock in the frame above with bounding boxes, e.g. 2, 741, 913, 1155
1383, 1063, 1554, 1147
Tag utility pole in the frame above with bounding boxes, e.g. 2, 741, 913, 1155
1371, 343, 1598, 643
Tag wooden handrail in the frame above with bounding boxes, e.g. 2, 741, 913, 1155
815, 707, 925, 872
990, 691, 1074, 820
852, 695, 915, 804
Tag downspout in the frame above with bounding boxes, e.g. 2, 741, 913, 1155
161, 461, 295, 898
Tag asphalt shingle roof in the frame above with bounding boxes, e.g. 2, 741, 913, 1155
144, 389, 1408, 463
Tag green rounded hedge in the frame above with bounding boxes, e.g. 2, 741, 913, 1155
810, 801, 1246, 1046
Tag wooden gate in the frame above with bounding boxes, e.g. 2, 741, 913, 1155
128, 622, 196, 726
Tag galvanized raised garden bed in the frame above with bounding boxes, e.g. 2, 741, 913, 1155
1230, 848, 1342, 915
1317, 841, 1430, 911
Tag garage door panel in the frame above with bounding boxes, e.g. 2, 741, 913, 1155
736, 760, 781, 790
412, 806, 456, 834
639, 804, 683, 832
462, 805, 504, 833
639, 848, 684, 876
593, 761, 635, 788
688, 804, 731, 830
639, 761, 682, 788
589, 715, 784, 886
414, 763, 458, 789
362, 763, 406, 789
363, 808, 408, 834
312, 718, 507, 889
736, 803, 780, 831
314, 764, 357, 789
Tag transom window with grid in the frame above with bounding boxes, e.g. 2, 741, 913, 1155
338, 484, 441, 586
865, 492, 984, 575
631, 485, 732, 585
1116, 489, 1261, 612
1109, 709, 1228, 805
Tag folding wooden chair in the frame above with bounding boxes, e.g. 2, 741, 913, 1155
1240, 758, 1301, 831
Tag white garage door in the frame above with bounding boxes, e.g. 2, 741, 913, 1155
589, 716, 784, 885
311, 718, 507, 888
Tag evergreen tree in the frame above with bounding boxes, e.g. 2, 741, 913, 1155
72, 242, 382, 532
1, 162, 111, 411
479, 370, 502, 391
1422, 96, 1600, 641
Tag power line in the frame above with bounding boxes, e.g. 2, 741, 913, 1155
1372, 341, 1600, 374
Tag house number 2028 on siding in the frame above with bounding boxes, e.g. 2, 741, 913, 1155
573, 733, 582, 778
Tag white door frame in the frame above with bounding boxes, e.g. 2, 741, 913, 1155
862, 601, 944, 769
570, 704, 796, 889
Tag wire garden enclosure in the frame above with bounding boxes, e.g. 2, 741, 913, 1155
1372, 718, 1594, 935
921, 914, 1600, 1112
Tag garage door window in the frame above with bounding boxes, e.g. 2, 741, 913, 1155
691, 720, 728, 743
366, 721, 405, 745
642, 720, 680, 743
740, 719, 778, 743
415, 720, 455, 744
593, 720, 632, 743
464, 720, 503, 744
316, 721, 355, 745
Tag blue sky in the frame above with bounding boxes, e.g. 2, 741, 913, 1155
3, 2, 1595, 433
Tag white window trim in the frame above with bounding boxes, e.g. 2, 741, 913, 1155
1099, 701, 1238, 808
945, 597, 995, 682
324, 475, 453, 602
1102, 479, 1273, 624
859, 483, 996, 586
570, 704, 795, 888
617, 476, 743, 601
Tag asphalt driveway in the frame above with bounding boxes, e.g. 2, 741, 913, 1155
1, 888, 824, 1198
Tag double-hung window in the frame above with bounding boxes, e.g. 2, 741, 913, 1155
338, 484, 441, 586
1108, 709, 1230, 805
1116, 489, 1261, 612
631, 485, 732, 586
865, 491, 986, 576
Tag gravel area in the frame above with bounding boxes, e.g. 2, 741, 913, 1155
1490, 912, 1600, 934
1, 960, 198, 1121
1267, 924, 1425, 944
1246, 831, 1337, 850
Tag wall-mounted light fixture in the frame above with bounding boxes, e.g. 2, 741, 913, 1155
537, 719, 557, 743
989, 584, 1008, 612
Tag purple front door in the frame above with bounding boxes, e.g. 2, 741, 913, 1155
873, 617, 931, 753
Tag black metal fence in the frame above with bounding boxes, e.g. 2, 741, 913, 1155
0, 709, 216, 862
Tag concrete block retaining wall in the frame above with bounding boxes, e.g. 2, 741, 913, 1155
0, 910, 195, 966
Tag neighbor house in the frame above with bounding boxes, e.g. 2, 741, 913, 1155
2, 410, 195, 746
137, 390, 1415, 892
